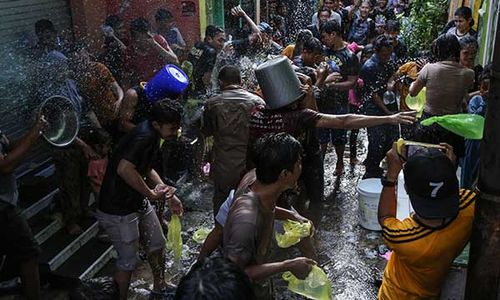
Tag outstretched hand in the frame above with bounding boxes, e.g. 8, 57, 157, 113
390, 111, 416, 125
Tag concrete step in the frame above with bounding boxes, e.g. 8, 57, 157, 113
39, 218, 99, 272
50, 239, 115, 286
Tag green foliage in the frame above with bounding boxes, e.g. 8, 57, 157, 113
400, 0, 450, 56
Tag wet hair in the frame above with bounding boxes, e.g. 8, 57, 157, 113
302, 37, 323, 53
155, 8, 173, 22
104, 15, 122, 29
481, 64, 492, 81
432, 34, 461, 62
455, 6, 473, 19
320, 20, 341, 35
252, 133, 302, 184
459, 36, 478, 50
205, 25, 225, 39
130, 17, 151, 36
362, 43, 374, 57
82, 128, 111, 148
318, 6, 332, 17
174, 257, 255, 300
218, 65, 241, 85
293, 29, 314, 57
373, 34, 393, 52
150, 99, 183, 125
386, 20, 400, 33
35, 19, 55, 35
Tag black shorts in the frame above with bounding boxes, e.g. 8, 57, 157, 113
0, 203, 41, 263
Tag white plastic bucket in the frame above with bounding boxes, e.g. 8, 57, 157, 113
357, 179, 383, 231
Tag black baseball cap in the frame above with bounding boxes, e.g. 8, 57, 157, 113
403, 148, 459, 219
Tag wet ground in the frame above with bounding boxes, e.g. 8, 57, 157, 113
108, 129, 389, 300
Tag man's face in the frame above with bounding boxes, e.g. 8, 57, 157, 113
460, 45, 477, 68
284, 158, 302, 190
208, 32, 226, 52
155, 123, 180, 140
324, 0, 335, 10
454, 16, 470, 32
318, 11, 331, 23
377, 46, 393, 63
480, 79, 490, 97
332, 0, 341, 10
375, 24, 386, 35
360, 2, 371, 18
321, 32, 336, 48
378, 0, 388, 8
302, 50, 324, 66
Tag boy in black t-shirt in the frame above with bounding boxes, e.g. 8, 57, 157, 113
320, 20, 361, 175
97, 99, 184, 300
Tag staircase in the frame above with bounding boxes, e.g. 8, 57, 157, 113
0, 110, 115, 293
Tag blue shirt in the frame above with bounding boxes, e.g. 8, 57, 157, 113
360, 54, 397, 115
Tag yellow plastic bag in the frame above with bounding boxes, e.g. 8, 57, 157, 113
405, 87, 426, 118
275, 220, 312, 248
282, 265, 332, 300
192, 227, 211, 244
166, 215, 183, 261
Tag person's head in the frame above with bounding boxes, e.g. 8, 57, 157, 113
375, 17, 387, 35
252, 133, 302, 190
35, 19, 57, 49
377, 0, 388, 9
361, 43, 374, 63
104, 15, 126, 38
175, 257, 254, 300
301, 37, 324, 66
386, 20, 400, 41
432, 34, 461, 62
257, 22, 274, 44
130, 17, 151, 44
294, 29, 313, 53
155, 9, 174, 30
459, 36, 478, 68
68, 41, 91, 70
150, 99, 183, 140
83, 128, 112, 157
403, 148, 459, 219
218, 65, 242, 88
205, 25, 226, 51
479, 64, 491, 97
359, 1, 371, 18
454, 6, 473, 33
323, 0, 335, 10
320, 20, 342, 48
318, 7, 332, 25
373, 34, 393, 63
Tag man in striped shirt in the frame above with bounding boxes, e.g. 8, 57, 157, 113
377, 143, 476, 299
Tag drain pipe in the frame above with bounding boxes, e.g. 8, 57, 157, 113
464, 15, 500, 299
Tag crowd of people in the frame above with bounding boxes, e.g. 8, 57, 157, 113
0, 1, 489, 299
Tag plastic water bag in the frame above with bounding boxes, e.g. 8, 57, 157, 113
192, 227, 211, 244
405, 87, 426, 118
282, 265, 332, 300
166, 215, 183, 261
421, 114, 485, 140
275, 220, 312, 248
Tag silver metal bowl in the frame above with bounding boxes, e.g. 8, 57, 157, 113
39, 95, 79, 147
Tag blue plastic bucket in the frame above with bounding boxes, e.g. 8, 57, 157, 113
144, 64, 189, 103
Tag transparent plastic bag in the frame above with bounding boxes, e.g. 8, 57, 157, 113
192, 227, 211, 244
275, 220, 312, 248
166, 215, 183, 261
282, 265, 332, 300
421, 114, 485, 140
